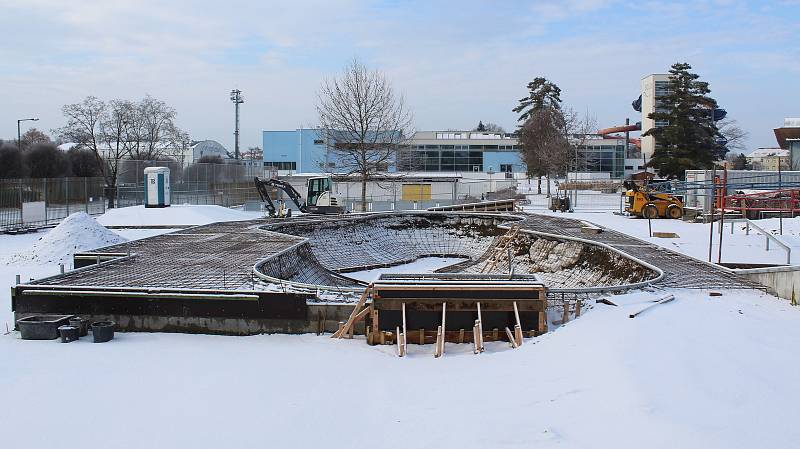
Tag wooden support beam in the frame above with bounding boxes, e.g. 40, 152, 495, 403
440, 302, 446, 355
539, 311, 547, 334
419, 328, 425, 345
396, 326, 405, 357
473, 321, 481, 354
492, 328, 499, 341
332, 285, 372, 338
505, 327, 519, 348
562, 301, 570, 325
458, 329, 465, 343
575, 299, 582, 317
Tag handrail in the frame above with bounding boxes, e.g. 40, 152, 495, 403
725, 218, 791, 264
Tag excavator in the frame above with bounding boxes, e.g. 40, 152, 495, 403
254, 176, 344, 217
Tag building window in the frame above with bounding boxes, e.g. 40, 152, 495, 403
264, 161, 297, 170
313, 139, 324, 145
500, 164, 513, 173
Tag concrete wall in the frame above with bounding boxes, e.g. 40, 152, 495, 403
735, 265, 800, 300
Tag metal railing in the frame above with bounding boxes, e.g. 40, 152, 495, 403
724, 218, 791, 264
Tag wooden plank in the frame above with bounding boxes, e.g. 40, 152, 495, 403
513, 301, 523, 346
332, 285, 371, 338
492, 328, 499, 341
597, 298, 618, 307
537, 311, 546, 335
505, 327, 519, 348
396, 326, 404, 357
434, 325, 443, 358
419, 328, 425, 345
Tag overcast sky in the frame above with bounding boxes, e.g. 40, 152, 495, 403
1, 0, 798, 152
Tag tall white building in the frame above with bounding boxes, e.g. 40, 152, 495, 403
640, 74, 670, 158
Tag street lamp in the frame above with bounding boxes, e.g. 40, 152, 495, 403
17, 117, 39, 147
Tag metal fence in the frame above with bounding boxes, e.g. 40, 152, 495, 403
0, 177, 107, 230
1, 160, 265, 230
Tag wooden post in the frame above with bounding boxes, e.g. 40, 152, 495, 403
476, 302, 484, 352
396, 326, 405, 357
562, 301, 569, 324
419, 328, 425, 345
337, 321, 344, 337
401, 302, 408, 354
575, 299, 582, 317
505, 327, 519, 348
458, 329, 465, 343
492, 328, 499, 341
440, 302, 446, 355
473, 321, 480, 354
513, 301, 523, 346
434, 325, 443, 358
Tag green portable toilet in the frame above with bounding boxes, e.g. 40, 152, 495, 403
143, 167, 171, 208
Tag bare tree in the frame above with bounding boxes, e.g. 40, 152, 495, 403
57, 95, 189, 207
19, 128, 52, 150
128, 95, 187, 161
316, 59, 413, 211
518, 106, 571, 195
717, 118, 749, 154
56, 96, 117, 206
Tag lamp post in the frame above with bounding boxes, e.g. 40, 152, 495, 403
17, 117, 39, 148
230, 89, 244, 160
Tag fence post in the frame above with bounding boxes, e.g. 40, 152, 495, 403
18, 180, 23, 227
43, 178, 48, 225
84, 177, 89, 213
65, 177, 70, 217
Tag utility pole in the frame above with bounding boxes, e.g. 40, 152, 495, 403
230, 89, 244, 160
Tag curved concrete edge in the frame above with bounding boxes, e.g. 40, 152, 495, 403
250, 212, 665, 297
497, 223, 665, 294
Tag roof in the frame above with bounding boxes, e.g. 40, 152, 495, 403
774, 124, 800, 149
747, 148, 788, 158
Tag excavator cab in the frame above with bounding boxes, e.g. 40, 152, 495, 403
307, 176, 332, 207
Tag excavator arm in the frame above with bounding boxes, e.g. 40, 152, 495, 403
254, 177, 308, 215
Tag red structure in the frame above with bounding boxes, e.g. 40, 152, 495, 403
724, 189, 800, 219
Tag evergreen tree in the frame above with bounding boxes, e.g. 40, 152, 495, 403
512, 77, 562, 122
643, 62, 723, 179
475, 121, 486, 132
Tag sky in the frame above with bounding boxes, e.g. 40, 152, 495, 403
1, 0, 798, 152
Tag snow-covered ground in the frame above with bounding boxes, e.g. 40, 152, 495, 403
96, 204, 262, 227
344, 256, 468, 282
2, 205, 800, 448
533, 208, 800, 266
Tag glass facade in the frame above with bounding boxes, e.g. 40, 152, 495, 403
576, 144, 626, 178
397, 144, 520, 172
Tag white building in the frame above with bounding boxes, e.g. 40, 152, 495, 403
640, 74, 671, 158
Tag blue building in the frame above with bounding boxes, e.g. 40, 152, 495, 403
262, 129, 527, 174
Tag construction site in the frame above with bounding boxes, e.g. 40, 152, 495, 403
11, 180, 763, 355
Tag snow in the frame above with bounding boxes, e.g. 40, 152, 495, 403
96, 204, 262, 227
1, 288, 799, 448
532, 209, 800, 266
3, 212, 127, 265
343, 256, 468, 282
2, 207, 800, 448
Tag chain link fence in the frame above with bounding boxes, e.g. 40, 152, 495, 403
1, 160, 265, 231
0, 177, 107, 231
